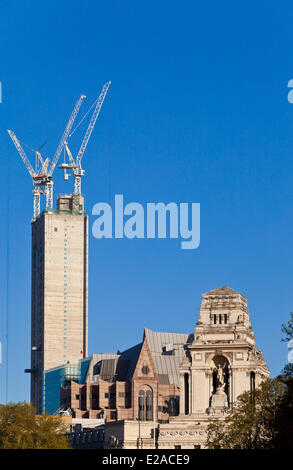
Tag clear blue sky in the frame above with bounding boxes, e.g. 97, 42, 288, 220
0, 0, 293, 403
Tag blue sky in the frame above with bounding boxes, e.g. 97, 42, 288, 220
0, 0, 293, 403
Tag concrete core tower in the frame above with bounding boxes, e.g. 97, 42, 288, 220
30, 193, 88, 413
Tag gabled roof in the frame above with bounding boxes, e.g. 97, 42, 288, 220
143, 328, 193, 386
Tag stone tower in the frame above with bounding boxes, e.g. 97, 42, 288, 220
158, 286, 269, 448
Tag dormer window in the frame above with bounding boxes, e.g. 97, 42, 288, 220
162, 344, 175, 355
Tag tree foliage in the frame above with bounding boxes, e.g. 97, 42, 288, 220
0, 402, 71, 449
281, 312, 293, 343
206, 379, 289, 449
206, 311, 293, 449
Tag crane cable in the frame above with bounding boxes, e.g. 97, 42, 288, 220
69, 97, 99, 138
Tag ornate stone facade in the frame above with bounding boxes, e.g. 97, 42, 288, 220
158, 286, 270, 448
104, 286, 269, 449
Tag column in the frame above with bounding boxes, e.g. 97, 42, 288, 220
191, 369, 197, 414
179, 374, 185, 415
189, 371, 193, 414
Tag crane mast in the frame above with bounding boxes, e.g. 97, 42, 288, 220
7, 94, 85, 220
7, 82, 110, 219
48, 94, 86, 177
7, 129, 50, 219
60, 81, 111, 195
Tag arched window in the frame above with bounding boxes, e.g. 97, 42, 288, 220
138, 388, 153, 421
138, 390, 145, 421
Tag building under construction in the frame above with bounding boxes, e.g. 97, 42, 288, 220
31, 194, 88, 413
8, 82, 111, 413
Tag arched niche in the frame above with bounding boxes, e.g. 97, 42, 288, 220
210, 355, 230, 403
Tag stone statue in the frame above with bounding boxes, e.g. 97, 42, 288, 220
216, 364, 225, 391
210, 363, 228, 411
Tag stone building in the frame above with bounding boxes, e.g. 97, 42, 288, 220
60, 328, 191, 423
52, 286, 269, 448
104, 286, 270, 449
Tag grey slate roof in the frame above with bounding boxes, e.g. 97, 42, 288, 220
143, 328, 193, 386
85, 328, 193, 386
85, 353, 120, 383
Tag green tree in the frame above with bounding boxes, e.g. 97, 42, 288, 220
281, 312, 293, 378
277, 312, 293, 447
206, 379, 286, 449
0, 402, 71, 449
281, 312, 293, 343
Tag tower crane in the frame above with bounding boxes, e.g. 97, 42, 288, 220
59, 81, 111, 195
7, 94, 85, 220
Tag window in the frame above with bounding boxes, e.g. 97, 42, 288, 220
250, 372, 256, 404
138, 390, 145, 421
146, 390, 153, 421
219, 314, 222, 324
224, 314, 228, 324
138, 389, 153, 421
105, 393, 109, 398
175, 445, 181, 449
213, 314, 217, 324
194, 445, 201, 449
